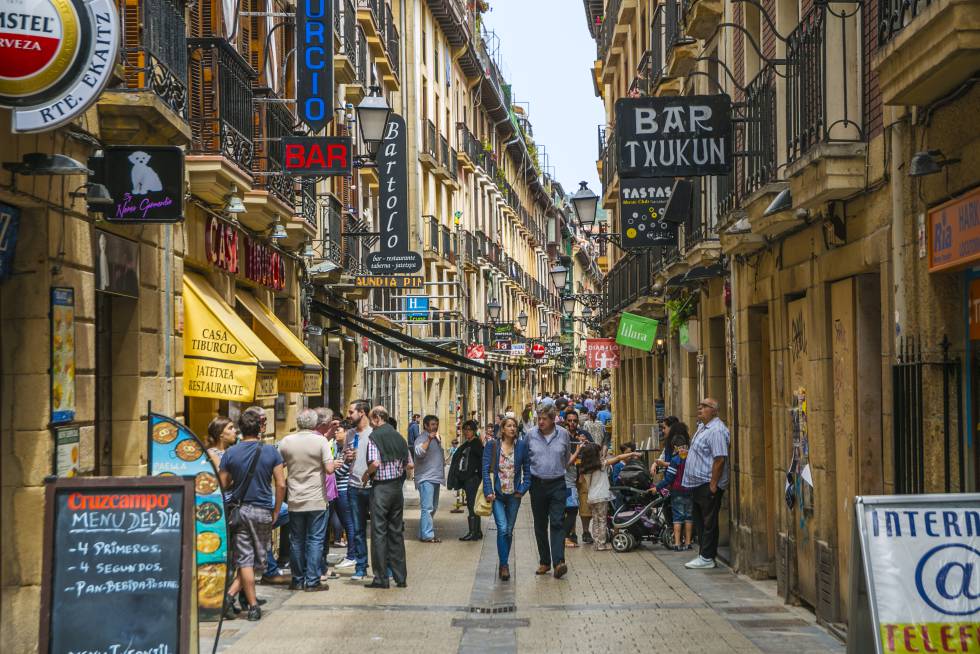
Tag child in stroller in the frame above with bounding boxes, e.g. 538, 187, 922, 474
607, 461, 673, 552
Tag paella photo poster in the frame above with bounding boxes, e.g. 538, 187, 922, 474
50, 288, 76, 424
147, 413, 228, 621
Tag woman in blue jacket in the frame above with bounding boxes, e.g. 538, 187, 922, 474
482, 416, 530, 581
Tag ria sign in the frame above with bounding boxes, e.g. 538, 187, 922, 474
615, 95, 732, 178
0, 0, 120, 133
296, 0, 333, 131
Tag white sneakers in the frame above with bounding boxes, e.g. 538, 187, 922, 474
350, 572, 366, 581
684, 555, 717, 569
336, 558, 356, 569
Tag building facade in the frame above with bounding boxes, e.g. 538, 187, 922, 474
587, 0, 980, 628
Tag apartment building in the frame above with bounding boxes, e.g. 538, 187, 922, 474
585, 0, 980, 628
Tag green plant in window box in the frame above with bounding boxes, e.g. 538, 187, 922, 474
665, 294, 696, 335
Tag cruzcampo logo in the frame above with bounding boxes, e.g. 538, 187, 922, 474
616, 312, 658, 351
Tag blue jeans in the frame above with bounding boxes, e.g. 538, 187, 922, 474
288, 510, 327, 587
349, 486, 371, 575
334, 489, 355, 560
492, 493, 522, 566
417, 481, 440, 540
265, 504, 289, 576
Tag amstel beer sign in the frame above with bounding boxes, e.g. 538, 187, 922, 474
0, 0, 120, 133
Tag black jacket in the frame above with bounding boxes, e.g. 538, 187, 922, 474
447, 438, 484, 490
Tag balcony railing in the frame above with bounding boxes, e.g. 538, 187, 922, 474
878, 0, 933, 46
320, 196, 344, 264
440, 225, 454, 262
600, 128, 618, 193
786, 3, 864, 164
117, 0, 188, 118
743, 65, 778, 196
457, 123, 481, 162
665, 0, 684, 52
448, 148, 458, 180
300, 179, 317, 229
424, 119, 438, 160
461, 229, 477, 264
602, 251, 655, 320
423, 215, 440, 255
339, 0, 358, 61
355, 25, 369, 84
598, 0, 623, 61
343, 216, 370, 274
255, 95, 297, 207
384, 2, 400, 76
440, 135, 450, 171
188, 38, 256, 172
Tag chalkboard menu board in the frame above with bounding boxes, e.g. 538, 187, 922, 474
39, 477, 193, 654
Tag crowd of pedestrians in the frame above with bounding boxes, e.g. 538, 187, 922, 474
208, 386, 729, 621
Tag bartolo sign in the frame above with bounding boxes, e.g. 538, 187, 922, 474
615, 95, 732, 178
0, 0, 120, 133
296, 0, 333, 131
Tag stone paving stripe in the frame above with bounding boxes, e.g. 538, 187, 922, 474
527, 601, 707, 611
278, 603, 469, 612
451, 618, 530, 629
736, 618, 812, 628
457, 523, 519, 654
722, 606, 792, 614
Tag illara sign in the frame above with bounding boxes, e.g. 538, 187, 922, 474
615, 95, 732, 178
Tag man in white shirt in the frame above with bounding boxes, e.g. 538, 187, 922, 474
681, 398, 730, 570
278, 409, 337, 590
343, 400, 373, 581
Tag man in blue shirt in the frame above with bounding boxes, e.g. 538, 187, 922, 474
407, 414, 421, 449
596, 404, 612, 426
526, 403, 581, 579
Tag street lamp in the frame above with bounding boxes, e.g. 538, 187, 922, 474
539, 317, 549, 337
562, 296, 577, 315
550, 265, 569, 290
355, 86, 392, 160
581, 306, 593, 320
487, 298, 502, 322
517, 310, 528, 330
571, 181, 599, 231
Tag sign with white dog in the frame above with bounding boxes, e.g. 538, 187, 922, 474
93, 146, 184, 223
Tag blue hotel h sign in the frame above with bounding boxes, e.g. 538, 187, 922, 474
297, 0, 334, 132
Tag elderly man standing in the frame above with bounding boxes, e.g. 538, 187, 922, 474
682, 397, 730, 570
362, 406, 410, 589
414, 415, 445, 543
526, 403, 581, 579
278, 408, 337, 590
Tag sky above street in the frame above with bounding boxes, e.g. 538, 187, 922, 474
483, 0, 604, 196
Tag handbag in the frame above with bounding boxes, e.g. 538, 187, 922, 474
225, 443, 263, 529
474, 440, 496, 517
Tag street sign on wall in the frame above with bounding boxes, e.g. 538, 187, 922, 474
620, 177, 677, 248
405, 296, 429, 321
296, 0, 333, 131
368, 113, 423, 274
615, 95, 733, 178
586, 338, 621, 369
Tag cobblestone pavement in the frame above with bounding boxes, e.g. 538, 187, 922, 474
202, 485, 844, 654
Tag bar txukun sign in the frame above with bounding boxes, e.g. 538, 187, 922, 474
615, 312, 658, 352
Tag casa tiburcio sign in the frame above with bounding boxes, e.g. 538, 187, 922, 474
368, 113, 423, 274
0, 0, 120, 133
615, 95, 732, 178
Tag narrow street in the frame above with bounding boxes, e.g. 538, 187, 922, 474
203, 486, 843, 654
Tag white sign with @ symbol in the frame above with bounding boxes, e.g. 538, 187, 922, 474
855, 494, 980, 654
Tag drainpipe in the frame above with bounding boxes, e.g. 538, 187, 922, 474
890, 113, 909, 352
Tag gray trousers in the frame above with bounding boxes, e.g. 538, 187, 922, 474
369, 479, 407, 584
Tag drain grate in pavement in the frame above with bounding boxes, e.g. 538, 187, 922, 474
722, 606, 791, 614
469, 605, 517, 614
737, 618, 811, 628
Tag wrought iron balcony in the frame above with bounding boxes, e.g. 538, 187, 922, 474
422, 119, 439, 165
440, 135, 450, 171
457, 123, 481, 166
785, 2, 864, 164
320, 196, 345, 265
878, 0, 933, 46
343, 215, 371, 275
254, 92, 297, 207
424, 215, 440, 256
449, 148, 458, 181
743, 65, 778, 197
601, 251, 655, 321
300, 180, 317, 230
188, 38, 256, 172
597, 0, 623, 61
116, 0, 188, 119
440, 225, 454, 263
600, 128, 618, 197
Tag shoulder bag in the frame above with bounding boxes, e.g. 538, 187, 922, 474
225, 443, 263, 529
474, 440, 496, 517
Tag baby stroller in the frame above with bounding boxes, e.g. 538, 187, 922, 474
608, 462, 672, 552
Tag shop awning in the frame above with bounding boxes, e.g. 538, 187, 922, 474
183, 273, 280, 402
235, 291, 323, 395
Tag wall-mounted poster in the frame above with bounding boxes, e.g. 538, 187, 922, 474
147, 413, 228, 622
53, 426, 80, 478
95, 230, 139, 298
50, 288, 75, 424
0, 202, 20, 281
94, 146, 185, 223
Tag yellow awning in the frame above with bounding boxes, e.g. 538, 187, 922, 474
235, 291, 323, 395
183, 273, 280, 402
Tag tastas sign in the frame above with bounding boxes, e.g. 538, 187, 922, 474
283, 137, 352, 176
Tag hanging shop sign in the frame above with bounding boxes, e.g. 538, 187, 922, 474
38, 476, 193, 653
355, 274, 424, 289
928, 186, 980, 273
50, 287, 75, 424
95, 230, 139, 298
466, 343, 486, 361
405, 295, 429, 321
615, 311, 658, 352
0, 202, 20, 281
546, 341, 563, 357
296, 0, 333, 131
510, 342, 526, 357
205, 215, 240, 273
494, 323, 514, 339
849, 493, 980, 654
368, 113, 424, 274
91, 146, 184, 223
531, 342, 546, 359
0, 0, 120, 132
494, 338, 512, 352
243, 237, 286, 291
615, 95, 732, 178
586, 338, 621, 369
283, 136, 352, 176
147, 413, 229, 622
969, 279, 980, 341
620, 177, 677, 248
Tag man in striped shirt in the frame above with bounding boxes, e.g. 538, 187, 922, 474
361, 406, 409, 589
681, 398, 730, 569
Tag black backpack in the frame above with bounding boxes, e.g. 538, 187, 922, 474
618, 461, 653, 490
